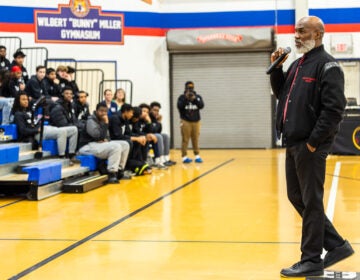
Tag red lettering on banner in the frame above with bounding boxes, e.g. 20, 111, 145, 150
197, 33, 243, 43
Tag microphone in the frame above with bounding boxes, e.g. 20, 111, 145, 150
32, 95, 47, 112
266, 47, 291, 74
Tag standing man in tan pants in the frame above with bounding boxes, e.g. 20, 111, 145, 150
177, 81, 205, 163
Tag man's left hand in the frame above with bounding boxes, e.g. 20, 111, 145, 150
306, 143, 316, 152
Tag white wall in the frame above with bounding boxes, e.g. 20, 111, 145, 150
1, 0, 360, 133
159, 0, 292, 12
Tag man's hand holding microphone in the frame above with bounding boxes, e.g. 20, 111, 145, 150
267, 47, 291, 74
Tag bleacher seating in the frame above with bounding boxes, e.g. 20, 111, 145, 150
42, 139, 58, 156
76, 155, 98, 171
0, 144, 19, 164
23, 162, 62, 185
0, 124, 18, 140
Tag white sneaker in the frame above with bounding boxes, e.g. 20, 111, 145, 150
154, 163, 168, 170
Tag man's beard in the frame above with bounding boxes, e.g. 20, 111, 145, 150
296, 39, 316, 54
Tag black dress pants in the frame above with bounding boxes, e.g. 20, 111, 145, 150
285, 141, 344, 262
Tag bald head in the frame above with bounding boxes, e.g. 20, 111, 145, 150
295, 16, 325, 53
299, 16, 324, 35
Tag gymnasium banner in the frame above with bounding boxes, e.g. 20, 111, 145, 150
34, 0, 124, 44
166, 27, 274, 53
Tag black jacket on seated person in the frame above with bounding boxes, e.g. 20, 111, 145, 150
109, 111, 131, 141
43, 77, 61, 98
13, 109, 39, 143
149, 113, 162, 134
73, 100, 90, 122
26, 75, 48, 100
50, 98, 77, 127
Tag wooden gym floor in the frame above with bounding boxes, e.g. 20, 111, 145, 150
0, 149, 359, 279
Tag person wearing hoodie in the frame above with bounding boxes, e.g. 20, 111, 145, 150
177, 81, 205, 164
78, 102, 129, 183
49, 86, 79, 163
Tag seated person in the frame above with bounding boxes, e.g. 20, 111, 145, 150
49, 86, 79, 163
139, 103, 167, 169
0, 69, 13, 124
10, 50, 29, 84
130, 106, 151, 162
113, 88, 126, 111
66, 66, 79, 97
109, 103, 151, 176
56, 65, 71, 92
98, 89, 117, 117
0, 45, 11, 71
26, 65, 48, 101
0, 97, 14, 125
12, 91, 69, 159
26, 65, 55, 117
150, 101, 176, 166
78, 103, 130, 183
72, 90, 90, 132
8, 65, 25, 97
43, 68, 61, 100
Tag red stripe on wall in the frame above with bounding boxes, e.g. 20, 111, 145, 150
275, 23, 360, 34
124, 27, 166, 36
0, 23, 34, 33
1, 23, 360, 36
275, 25, 295, 34
326, 23, 360, 32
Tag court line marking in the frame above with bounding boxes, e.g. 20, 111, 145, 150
8, 158, 234, 280
0, 238, 78, 242
322, 161, 341, 258
92, 240, 360, 245
326, 161, 341, 222
0, 198, 26, 209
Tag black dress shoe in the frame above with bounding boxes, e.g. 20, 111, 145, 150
280, 261, 323, 277
324, 240, 354, 268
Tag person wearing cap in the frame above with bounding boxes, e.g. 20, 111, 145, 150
0, 45, 11, 71
177, 81, 205, 163
10, 50, 29, 84
8, 65, 25, 97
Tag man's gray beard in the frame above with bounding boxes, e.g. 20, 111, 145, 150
296, 39, 316, 54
